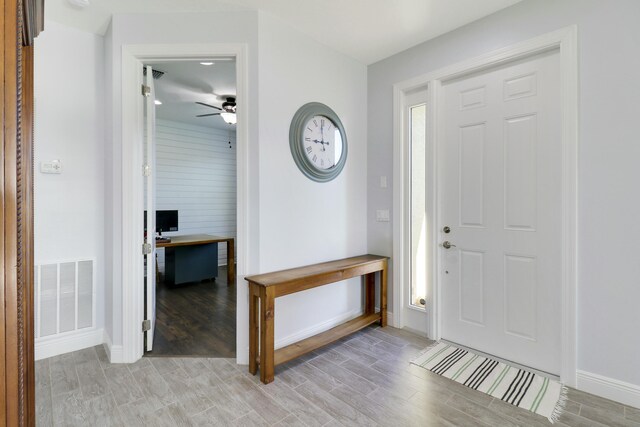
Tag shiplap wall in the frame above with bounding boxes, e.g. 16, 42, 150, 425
154, 119, 236, 271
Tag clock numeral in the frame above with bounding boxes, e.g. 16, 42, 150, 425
320, 159, 324, 167
306, 146, 312, 154
304, 137, 310, 141
312, 155, 317, 163
307, 127, 312, 132
326, 122, 332, 130
321, 119, 325, 127
313, 119, 318, 127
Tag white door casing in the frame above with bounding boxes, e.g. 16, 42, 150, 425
392, 26, 577, 385
144, 65, 157, 352
439, 50, 562, 375
119, 44, 249, 364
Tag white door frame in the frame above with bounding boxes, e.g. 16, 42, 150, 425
120, 43, 249, 364
392, 26, 578, 386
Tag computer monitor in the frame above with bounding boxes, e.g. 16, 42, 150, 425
144, 210, 178, 234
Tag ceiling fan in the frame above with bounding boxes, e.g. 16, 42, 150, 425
196, 97, 237, 124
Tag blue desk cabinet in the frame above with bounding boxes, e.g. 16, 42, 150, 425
156, 234, 236, 286
165, 243, 218, 285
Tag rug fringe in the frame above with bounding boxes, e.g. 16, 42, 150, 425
410, 340, 441, 364
548, 385, 568, 424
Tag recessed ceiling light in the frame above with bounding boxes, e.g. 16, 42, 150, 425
200, 62, 214, 66
67, 0, 90, 8
154, 100, 162, 105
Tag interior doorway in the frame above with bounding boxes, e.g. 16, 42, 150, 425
142, 60, 238, 357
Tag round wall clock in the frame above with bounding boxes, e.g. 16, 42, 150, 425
289, 102, 348, 182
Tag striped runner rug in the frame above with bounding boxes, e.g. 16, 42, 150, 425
411, 342, 567, 423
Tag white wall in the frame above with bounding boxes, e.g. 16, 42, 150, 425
155, 119, 237, 269
367, 0, 640, 402
34, 21, 105, 353
258, 13, 368, 346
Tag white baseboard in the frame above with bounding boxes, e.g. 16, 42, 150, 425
233, 308, 391, 365
275, 308, 366, 350
103, 330, 124, 363
35, 328, 104, 360
577, 370, 640, 408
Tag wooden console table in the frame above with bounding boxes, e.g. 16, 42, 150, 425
156, 234, 235, 285
245, 254, 388, 384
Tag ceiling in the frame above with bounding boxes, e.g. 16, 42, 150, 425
149, 60, 237, 130
47, 0, 521, 65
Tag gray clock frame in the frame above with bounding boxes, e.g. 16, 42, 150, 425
289, 102, 348, 183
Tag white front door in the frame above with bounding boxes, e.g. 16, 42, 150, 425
144, 65, 157, 352
440, 50, 562, 374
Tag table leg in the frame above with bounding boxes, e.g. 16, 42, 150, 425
248, 284, 258, 375
380, 261, 388, 327
227, 238, 235, 285
259, 286, 275, 384
365, 273, 375, 315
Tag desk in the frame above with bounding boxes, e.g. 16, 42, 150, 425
245, 254, 388, 384
156, 234, 235, 285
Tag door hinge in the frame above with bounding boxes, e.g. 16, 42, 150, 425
142, 84, 151, 97
142, 319, 151, 332
143, 164, 150, 177
143, 242, 152, 255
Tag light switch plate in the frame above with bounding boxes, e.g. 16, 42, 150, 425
380, 176, 388, 188
41, 160, 62, 174
376, 209, 390, 222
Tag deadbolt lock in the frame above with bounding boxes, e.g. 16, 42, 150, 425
443, 226, 451, 234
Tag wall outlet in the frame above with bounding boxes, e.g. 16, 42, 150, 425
41, 160, 62, 174
376, 209, 390, 222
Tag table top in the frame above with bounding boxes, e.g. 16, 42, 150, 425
245, 254, 388, 287
155, 234, 233, 248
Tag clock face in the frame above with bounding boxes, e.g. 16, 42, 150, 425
289, 102, 347, 182
301, 115, 344, 171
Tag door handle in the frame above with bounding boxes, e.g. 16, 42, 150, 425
442, 241, 456, 249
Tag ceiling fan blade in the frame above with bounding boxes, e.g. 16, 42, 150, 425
196, 113, 221, 117
196, 101, 222, 111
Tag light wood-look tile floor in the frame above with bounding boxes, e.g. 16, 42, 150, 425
36, 325, 639, 426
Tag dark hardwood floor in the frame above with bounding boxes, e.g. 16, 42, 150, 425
146, 265, 236, 358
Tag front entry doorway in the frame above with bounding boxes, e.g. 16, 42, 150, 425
395, 27, 576, 385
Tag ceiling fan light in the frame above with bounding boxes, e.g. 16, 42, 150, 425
221, 112, 237, 124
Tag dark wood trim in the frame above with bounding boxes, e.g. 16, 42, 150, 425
2, 0, 40, 424
20, 43, 35, 427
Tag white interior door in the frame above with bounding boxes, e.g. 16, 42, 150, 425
403, 89, 429, 335
439, 50, 562, 374
144, 65, 157, 352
